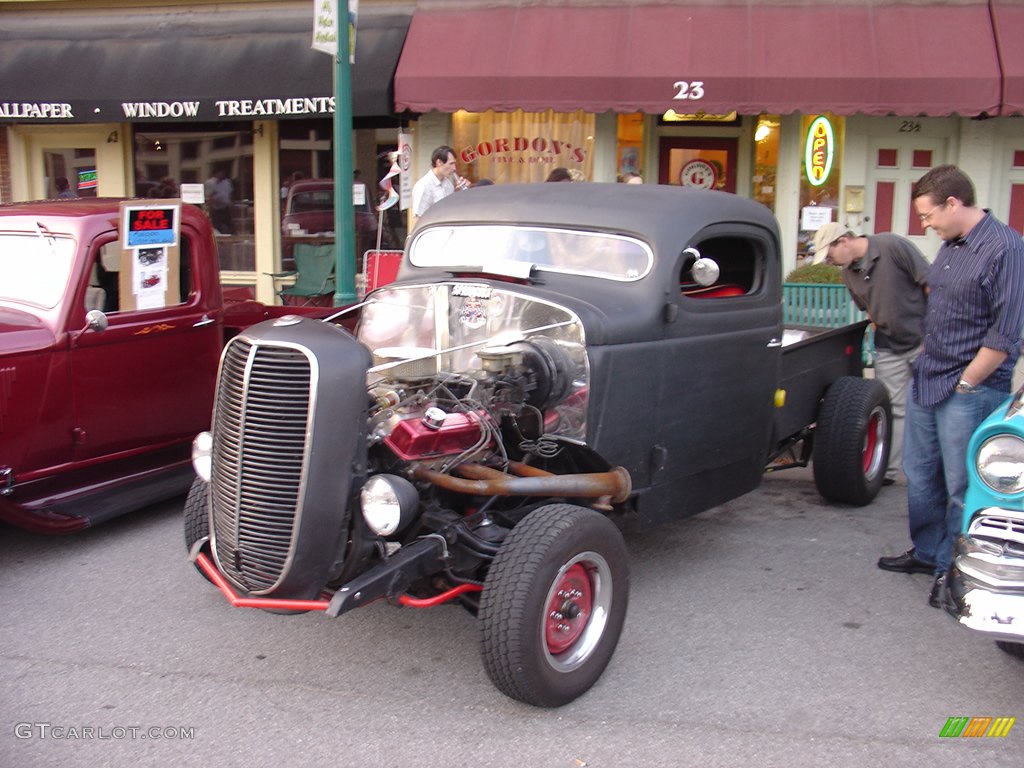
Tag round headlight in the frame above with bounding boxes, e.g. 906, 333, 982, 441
361, 474, 418, 537
977, 434, 1024, 494
191, 431, 213, 481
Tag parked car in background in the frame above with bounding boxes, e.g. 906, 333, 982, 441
945, 386, 1024, 660
281, 178, 398, 268
0, 198, 337, 534
281, 179, 335, 238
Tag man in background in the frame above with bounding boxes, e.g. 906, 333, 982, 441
812, 222, 929, 486
411, 145, 458, 228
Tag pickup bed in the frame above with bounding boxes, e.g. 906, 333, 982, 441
0, 198, 335, 533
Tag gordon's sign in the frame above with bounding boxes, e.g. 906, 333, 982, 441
460, 137, 587, 165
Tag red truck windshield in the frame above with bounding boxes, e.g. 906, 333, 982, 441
0, 232, 77, 309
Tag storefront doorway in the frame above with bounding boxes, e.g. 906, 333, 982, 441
658, 137, 738, 193
13, 124, 127, 201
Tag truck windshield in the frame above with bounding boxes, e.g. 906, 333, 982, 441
0, 233, 77, 309
409, 225, 652, 281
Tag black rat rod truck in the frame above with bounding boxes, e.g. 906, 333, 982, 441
185, 184, 889, 707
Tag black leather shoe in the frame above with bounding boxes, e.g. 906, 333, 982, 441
878, 549, 935, 574
929, 573, 947, 609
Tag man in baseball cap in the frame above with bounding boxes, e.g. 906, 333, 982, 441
810, 221, 929, 486
811, 221, 849, 265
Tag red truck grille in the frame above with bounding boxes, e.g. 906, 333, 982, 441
210, 337, 313, 594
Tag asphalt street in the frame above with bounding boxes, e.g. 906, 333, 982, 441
2, 467, 1020, 768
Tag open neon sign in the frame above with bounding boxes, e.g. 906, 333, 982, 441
805, 116, 834, 187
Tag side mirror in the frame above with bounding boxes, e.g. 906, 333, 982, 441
681, 247, 721, 287
83, 309, 109, 333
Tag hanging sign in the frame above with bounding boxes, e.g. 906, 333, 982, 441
312, 0, 358, 63
805, 116, 834, 187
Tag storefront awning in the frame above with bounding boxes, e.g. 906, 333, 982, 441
0, 3, 413, 123
394, 0, 1003, 117
992, 0, 1024, 115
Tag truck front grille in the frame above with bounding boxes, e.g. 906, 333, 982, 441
211, 338, 312, 593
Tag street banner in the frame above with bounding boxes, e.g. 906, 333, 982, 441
312, 0, 358, 63
398, 132, 412, 211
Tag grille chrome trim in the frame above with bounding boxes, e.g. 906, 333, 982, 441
210, 337, 317, 594
969, 508, 1024, 551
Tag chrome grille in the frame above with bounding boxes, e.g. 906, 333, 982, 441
969, 510, 1024, 551
211, 337, 313, 593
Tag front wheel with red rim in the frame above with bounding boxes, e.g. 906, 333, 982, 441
812, 376, 892, 506
479, 504, 629, 707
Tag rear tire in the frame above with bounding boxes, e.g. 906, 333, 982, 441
479, 504, 629, 707
813, 376, 891, 506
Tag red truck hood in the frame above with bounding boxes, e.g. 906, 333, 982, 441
0, 306, 58, 354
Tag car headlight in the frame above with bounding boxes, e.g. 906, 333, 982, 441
191, 431, 213, 482
361, 474, 418, 536
977, 434, 1024, 494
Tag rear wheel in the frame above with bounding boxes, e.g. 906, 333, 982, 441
813, 376, 891, 505
479, 504, 629, 707
996, 640, 1024, 659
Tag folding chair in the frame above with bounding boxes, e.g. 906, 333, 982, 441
269, 242, 336, 306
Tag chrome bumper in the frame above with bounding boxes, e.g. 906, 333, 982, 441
946, 533, 1024, 643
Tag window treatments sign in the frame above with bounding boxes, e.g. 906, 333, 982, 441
313, 0, 358, 63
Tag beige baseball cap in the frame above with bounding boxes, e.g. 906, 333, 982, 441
811, 222, 849, 264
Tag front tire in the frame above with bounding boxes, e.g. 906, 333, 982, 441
183, 477, 212, 582
813, 376, 891, 506
478, 504, 629, 707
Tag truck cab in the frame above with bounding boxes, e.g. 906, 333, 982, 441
1, 200, 223, 532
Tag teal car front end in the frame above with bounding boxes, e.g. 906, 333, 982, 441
946, 387, 1024, 658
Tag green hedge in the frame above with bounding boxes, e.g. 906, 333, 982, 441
784, 262, 842, 284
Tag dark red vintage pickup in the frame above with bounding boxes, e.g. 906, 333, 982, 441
0, 198, 331, 534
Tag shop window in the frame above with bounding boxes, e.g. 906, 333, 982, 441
617, 113, 644, 181
877, 148, 898, 168
753, 115, 780, 212
277, 118, 403, 274
133, 124, 255, 271
797, 114, 844, 261
912, 149, 933, 169
451, 109, 595, 185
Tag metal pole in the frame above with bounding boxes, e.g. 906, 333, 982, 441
333, 0, 357, 304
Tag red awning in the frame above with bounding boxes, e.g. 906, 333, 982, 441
395, 0, 1002, 117
992, 0, 1024, 115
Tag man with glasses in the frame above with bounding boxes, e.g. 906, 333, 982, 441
878, 165, 1024, 608
811, 221, 929, 486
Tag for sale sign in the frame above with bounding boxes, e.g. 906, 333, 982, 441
123, 202, 179, 248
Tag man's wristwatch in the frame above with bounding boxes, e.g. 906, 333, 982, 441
956, 378, 978, 393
